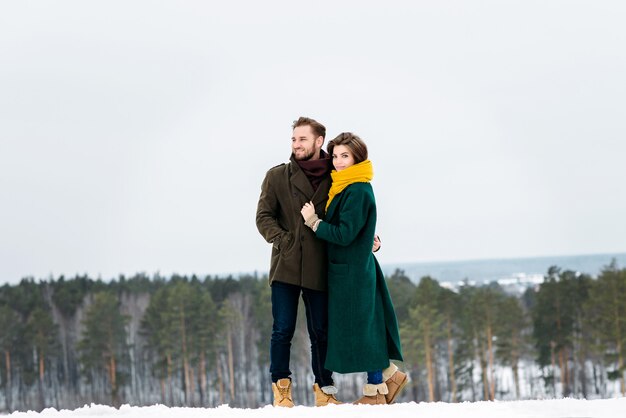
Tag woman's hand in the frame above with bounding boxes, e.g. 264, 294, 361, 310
301, 201, 316, 221
301, 201, 321, 231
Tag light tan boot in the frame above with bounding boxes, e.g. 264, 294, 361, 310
271, 378, 294, 407
353, 382, 388, 405
383, 363, 409, 404
313, 383, 342, 406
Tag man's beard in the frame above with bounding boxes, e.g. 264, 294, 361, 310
294, 147, 316, 161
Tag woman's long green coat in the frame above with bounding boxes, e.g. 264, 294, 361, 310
315, 182, 403, 373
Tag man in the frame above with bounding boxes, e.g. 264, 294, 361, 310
256, 117, 340, 407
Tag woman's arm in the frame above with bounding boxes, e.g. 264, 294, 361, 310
315, 188, 373, 247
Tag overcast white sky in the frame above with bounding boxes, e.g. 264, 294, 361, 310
1, 1, 625, 284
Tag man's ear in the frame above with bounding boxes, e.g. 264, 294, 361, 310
315, 136, 324, 148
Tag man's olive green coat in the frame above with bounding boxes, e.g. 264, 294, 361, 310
316, 182, 403, 373
256, 155, 331, 291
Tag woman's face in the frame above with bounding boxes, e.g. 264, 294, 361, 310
332, 144, 355, 171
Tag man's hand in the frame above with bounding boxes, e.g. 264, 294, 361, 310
372, 234, 381, 253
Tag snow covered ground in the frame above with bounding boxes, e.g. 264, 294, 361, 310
6, 398, 626, 418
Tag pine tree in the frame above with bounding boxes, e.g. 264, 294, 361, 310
140, 287, 177, 405
585, 261, 626, 395
403, 276, 444, 401
532, 266, 590, 397
166, 281, 197, 406
387, 269, 416, 324
438, 285, 460, 402
461, 283, 508, 400
25, 307, 59, 410
495, 295, 529, 399
193, 290, 218, 407
78, 292, 129, 406
217, 299, 241, 405
0, 304, 20, 412
251, 277, 272, 404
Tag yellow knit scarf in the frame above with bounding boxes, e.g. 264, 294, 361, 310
325, 159, 374, 212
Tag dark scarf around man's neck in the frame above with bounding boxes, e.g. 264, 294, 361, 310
293, 149, 333, 191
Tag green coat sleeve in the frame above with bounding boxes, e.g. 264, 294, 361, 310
315, 187, 372, 246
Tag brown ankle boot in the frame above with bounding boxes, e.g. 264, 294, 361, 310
313, 383, 342, 406
383, 363, 409, 404
272, 378, 294, 407
354, 383, 388, 405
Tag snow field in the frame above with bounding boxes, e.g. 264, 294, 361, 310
6, 398, 626, 418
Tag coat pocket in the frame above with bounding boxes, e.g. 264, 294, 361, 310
278, 232, 295, 256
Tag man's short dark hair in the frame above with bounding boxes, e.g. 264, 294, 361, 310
292, 116, 326, 140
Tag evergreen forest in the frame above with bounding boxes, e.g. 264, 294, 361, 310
0, 261, 625, 411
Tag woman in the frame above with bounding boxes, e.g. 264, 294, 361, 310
300, 132, 407, 405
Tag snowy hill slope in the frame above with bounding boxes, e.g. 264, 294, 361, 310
7, 399, 626, 418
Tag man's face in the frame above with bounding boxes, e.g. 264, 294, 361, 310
292, 125, 323, 161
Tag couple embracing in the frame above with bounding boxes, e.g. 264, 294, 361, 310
256, 117, 407, 406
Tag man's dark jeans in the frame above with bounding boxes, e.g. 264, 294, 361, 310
270, 281, 334, 387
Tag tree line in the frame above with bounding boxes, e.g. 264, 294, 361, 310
0, 261, 624, 411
